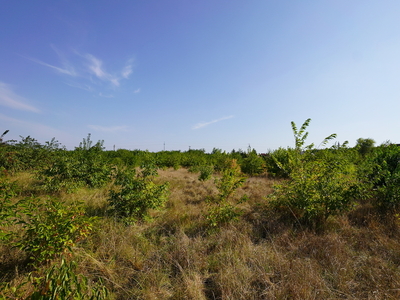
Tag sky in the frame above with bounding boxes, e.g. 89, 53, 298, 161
1, 1, 400, 152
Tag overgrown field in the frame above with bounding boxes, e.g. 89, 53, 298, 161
2, 121, 400, 299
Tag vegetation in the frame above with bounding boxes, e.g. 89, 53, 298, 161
2, 123, 400, 299
269, 119, 359, 228
108, 163, 170, 224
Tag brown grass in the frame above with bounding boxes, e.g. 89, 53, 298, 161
2, 168, 400, 299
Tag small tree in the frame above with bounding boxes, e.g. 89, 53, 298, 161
355, 138, 375, 157
108, 163, 169, 224
205, 160, 247, 230
269, 119, 358, 228
241, 149, 265, 176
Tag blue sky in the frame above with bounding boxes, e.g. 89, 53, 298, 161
1, 1, 400, 152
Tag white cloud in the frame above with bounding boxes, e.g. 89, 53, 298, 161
134, 88, 141, 93
24, 46, 134, 90
0, 82, 40, 113
30, 58, 76, 76
22, 49, 77, 76
88, 125, 128, 133
85, 54, 120, 86
122, 65, 132, 79
121, 58, 134, 79
192, 115, 234, 129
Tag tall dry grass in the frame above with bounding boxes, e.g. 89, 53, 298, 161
2, 168, 400, 299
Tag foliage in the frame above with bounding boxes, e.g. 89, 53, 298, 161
0, 136, 61, 173
367, 144, 400, 210
356, 138, 376, 156
269, 119, 358, 228
264, 147, 291, 178
38, 135, 111, 192
240, 149, 265, 176
38, 154, 111, 192
205, 203, 244, 229
0, 130, 9, 146
205, 160, 247, 230
214, 160, 246, 203
108, 164, 170, 224
189, 164, 214, 181
0, 175, 20, 242
198, 164, 214, 181
14, 198, 93, 264
24, 258, 109, 300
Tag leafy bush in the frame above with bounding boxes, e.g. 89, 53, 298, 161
264, 147, 292, 178
2, 258, 109, 300
189, 164, 214, 181
0, 176, 20, 242
14, 198, 93, 264
240, 149, 265, 176
205, 160, 247, 230
269, 119, 358, 228
367, 144, 400, 210
1, 136, 62, 172
108, 164, 169, 224
30, 259, 108, 300
38, 135, 112, 192
355, 138, 375, 157
198, 164, 214, 181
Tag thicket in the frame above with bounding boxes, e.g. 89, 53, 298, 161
2, 123, 400, 298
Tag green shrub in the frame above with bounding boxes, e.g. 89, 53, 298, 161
269, 119, 358, 228
198, 164, 214, 181
205, 160, 247, 230
264, 147, 292, 178
240, 149, 265, 176
367, 144, 400, 210
0, 176, 20, 242
108, 163, 169, 224
25, 258, 109, 300
38, 135, 112, 193
14, 198, 93, 264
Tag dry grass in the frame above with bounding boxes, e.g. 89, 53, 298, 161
2, 168, 400, 299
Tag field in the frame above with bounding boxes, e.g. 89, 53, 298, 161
2, 124, 400, 299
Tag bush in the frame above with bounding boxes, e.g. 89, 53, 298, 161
108, 163, 169, 224
1, 258, 109, 300
0, 175, 20, 242
29, 258, 108, 300
263, 147, 293, 178
368, 144, 400, 210
269, 119, 358, 228
240, 150, 265, 176
14, 198, 93, 264
205, 160, 247, 230
38, 135, 112, 192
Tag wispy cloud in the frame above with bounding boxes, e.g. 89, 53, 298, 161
64, 82, 93, 92
25, 56, 77, 76
0, 82, 40, 113
22, 47, 77, 76
99, 92, 114, 98
122, 59, 133, 79
85, 54, 120, 86
88, 125, 128, 133
25, 46, 134, 90
134, 88, 141, 94
192, 115, 234, 129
